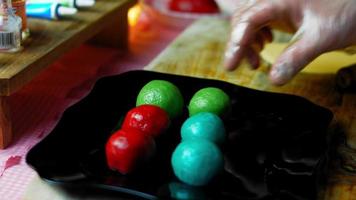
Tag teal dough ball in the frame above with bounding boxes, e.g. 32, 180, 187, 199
171, 140, 224, 186
181, 112, 225, 144
168, 182, 206, 200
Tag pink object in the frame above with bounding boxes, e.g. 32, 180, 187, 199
0, 17, 188, 199
0, 156, 22, 177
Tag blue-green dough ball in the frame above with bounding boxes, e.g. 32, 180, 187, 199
171, 140, 224, 186
168, 182, 206, 200
181, 112, 225, 144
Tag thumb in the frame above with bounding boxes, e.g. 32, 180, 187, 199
269, 36, 323, 85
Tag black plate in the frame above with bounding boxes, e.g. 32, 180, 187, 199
26, 70, 333, 200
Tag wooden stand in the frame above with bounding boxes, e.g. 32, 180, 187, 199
90, 4, 129, 49
0, 0, 136, 148
0, 97, 11, 148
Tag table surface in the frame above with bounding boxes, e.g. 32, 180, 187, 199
3, 16, 356, 199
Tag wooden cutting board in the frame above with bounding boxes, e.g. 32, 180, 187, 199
145, 18, 356, 200
261, 43, 356, 74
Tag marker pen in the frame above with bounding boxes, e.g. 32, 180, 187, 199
26, 2, 77, 20
27, 0, 95, 8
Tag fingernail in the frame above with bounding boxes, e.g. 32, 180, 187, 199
270, 64, 295, 85
270, 66, 282, 79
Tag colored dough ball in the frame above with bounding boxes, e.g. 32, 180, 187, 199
136, 80, 184, 118
188, 87, 230, 116
105, 129, 155, 174
168, 182, 206, 199
171, 140, 223, 186
181, 112, 225, 144
122, 105, 170, 138
169, 0, 219, 14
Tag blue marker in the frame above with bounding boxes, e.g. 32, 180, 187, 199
27, 0, 95, 8
26, 2, 77, 20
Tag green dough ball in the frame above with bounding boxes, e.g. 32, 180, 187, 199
136, 80, 184, 118
188, 87, 230, 116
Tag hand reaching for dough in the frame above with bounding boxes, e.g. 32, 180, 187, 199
223, 0, 356, 85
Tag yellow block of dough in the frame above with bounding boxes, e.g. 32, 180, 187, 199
261, 43, 356, 74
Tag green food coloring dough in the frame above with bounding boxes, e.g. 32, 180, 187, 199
136, 80, 184, 118
188, 87, 230, 116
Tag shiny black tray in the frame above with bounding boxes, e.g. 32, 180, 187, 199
26, 70, 333, 200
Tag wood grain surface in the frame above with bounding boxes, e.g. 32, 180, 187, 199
0, 97, 11, 148
0, 0, 135, 96
145, 18, 356, 200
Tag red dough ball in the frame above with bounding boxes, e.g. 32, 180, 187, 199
169, 0, 219, 13
122, 105, 170, 138
105, 129, 156, 174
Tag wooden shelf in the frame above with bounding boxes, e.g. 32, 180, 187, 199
0, 0, 136, 148
0, 0, 135, 96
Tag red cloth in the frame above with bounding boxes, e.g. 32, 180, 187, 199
0, 19, 186, 200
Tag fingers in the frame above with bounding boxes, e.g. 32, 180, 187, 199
251, 30, 270, 52
269, 37, 323, 85
260, 27, 273, 43
225, 27, 272, 70
224, 22, 251, 71
246, 47, 260, 69
224, 1, 277, 71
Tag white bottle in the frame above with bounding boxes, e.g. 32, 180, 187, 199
0, 0, 22, 52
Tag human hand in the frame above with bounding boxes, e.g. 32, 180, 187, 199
223, 0, 356, 85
